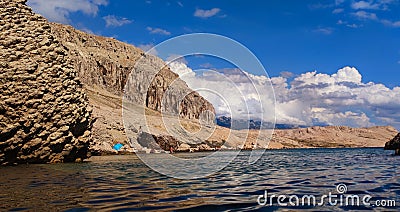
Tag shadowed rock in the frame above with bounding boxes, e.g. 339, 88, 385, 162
137, 132, 179, 152
384, 133, 400, 155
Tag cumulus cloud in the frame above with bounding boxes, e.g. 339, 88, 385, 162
146, 27, 171, 35
28, 0, 108, 24
169, 62, 400, 129
103, 15, 132, 27
194, 8, 221, 18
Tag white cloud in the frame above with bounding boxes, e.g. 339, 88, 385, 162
194, 8, 221, 18
351, 1, 380, 10
351, 0, 395, 10
103, 15, 132, 27
352, 11, 378, 20
28, 0, 108, 24
333, 66, 362, 83
146, 27, 171, 35
169, 62, 400, 129
346, 1, 399, 28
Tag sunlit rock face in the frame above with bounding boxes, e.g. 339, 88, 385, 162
50, 23, 215, 122
49, 22, 215, 152
0, 0, 93, 165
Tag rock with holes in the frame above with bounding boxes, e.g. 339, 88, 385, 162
0, 0, 93, 165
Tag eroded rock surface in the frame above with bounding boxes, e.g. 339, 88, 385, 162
50, 23, 214, 120
49, 23, 215, 151
0, 0, 93, 165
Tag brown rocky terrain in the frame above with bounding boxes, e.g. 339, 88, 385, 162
270, 126, 398, 149
49, 22, 215, 153
0, 0, 93, 165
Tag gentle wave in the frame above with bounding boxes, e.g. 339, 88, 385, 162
0, 148, 399, 211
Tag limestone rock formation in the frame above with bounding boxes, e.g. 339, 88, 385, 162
49, 23, 215, 151
384, 133, 400, 155
0, 0, 93, 165
49, 23, 214, 120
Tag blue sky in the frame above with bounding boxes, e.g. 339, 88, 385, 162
28, 0, 400, 86
28, 0, 400, 128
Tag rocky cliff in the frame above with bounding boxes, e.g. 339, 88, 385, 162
50, 23, 214, 120
48, 23, 215, 151
0, 0, 93, 165
384, 133, 400, 155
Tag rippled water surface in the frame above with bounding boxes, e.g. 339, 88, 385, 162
0, 148, 399, 211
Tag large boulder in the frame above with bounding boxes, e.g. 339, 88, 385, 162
0, 0, 93, 165
137, 132, 179, 151
384, 133, 400, 155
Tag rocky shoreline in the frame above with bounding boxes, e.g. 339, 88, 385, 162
1, 0, 399, 165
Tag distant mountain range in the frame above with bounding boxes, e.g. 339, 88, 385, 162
216, 116, 309, 130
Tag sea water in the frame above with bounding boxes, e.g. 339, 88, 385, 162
0, 148, 399, 211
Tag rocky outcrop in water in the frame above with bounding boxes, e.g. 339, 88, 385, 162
0, 0, 93, 165
384, 133, 400, 155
